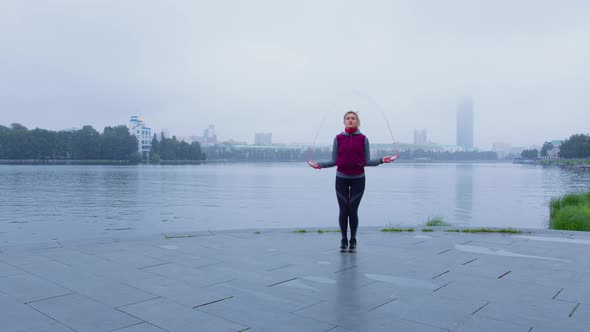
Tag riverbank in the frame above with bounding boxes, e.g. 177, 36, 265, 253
514, 158, 590, 169
1, 226, 588, 331
0, 159, 209, 165
0, 159, 509, 165
0, 159, 135, 165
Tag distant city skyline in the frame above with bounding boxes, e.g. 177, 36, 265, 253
0, 114, 559, 151
1, 1, 589, 150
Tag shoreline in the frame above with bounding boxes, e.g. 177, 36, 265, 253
1, 225, 585, 248
0, 159, 511, 165
514, 158, 590, 169
0, 159, 209, 165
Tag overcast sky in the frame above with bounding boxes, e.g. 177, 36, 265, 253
1, 0, 589, 149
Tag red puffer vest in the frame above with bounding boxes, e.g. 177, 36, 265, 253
336, 133, 366, 175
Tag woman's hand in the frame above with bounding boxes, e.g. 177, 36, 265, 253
307, 161, 321, 169
381, 155, 398, 163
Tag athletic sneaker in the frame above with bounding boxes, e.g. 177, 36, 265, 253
348, 239, 357, 253
340, 239, 349, 252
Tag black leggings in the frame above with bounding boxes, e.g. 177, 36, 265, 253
335, 176, 366, 240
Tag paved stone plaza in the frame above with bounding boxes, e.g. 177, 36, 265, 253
1, 227, 589, 331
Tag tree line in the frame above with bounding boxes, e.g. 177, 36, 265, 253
0, 123, 140, 161
0, 123, 207, 162
556, 134, 590, 158
149, 134, 205, 162
522, 133, 590, 159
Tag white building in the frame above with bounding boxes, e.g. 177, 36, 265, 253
128, 116, 152, 158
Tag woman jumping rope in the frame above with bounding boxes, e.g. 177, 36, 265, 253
308, 111, 397, 252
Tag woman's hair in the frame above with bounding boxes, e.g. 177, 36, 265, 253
343, 111, 360, 125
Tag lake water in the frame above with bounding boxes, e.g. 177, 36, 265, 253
1, 163, 590, 245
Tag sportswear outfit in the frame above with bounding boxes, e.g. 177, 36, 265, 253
316, 128, 384, 248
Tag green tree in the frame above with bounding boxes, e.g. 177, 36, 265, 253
559, 134, 590, 158
29, 128, 55, 159
160, 136, 178, 160
10, 123, 28, 131
159, 133, 168, 159
55, 130, 74, 159
0, 124, 30, 159
71, 126, 101, 159
150, 133, 160, 156
129, 151, 142, 164
101, 125, 138, 160
150, 153, 161, 164
7, 128, 30, 158
156, 134, 204, 160
521, 149, 539, 159
540, 142, 554, 157
190, 141, 204, 160
0, 126, 10, 158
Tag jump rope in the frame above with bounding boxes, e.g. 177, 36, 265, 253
307, 94, 399, 165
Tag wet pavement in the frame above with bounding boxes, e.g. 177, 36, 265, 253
1, 227, 589, 331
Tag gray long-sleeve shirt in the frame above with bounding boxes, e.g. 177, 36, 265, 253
317, 130, 383, 178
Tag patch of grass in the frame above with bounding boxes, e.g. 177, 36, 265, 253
293, 229, 341, 234
317, 229, 339, 234
381, 228, 414, 232
382, 228, 403, 232
425, 216, 450, 227
563, 193, 585, 206
550, 205, 590, 231
254, 231, 261, 234
549, 192, 590, 231
445, 228, 521, 234
422, 228, 434, 232
550, 198, 562, 218
494, 229, 522, 234
461, 228, 521, 234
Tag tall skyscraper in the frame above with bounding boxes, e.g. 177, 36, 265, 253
456, 97, 474, 149
413, 129, 427, 145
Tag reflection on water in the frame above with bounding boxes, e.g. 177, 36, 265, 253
1, 163, 590, 244
454, 164, 473, 224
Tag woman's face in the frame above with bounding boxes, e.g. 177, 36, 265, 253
344, 113, 359, 129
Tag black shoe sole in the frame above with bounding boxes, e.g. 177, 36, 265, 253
340, 248, 347, 252
348, 249, 356, 253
